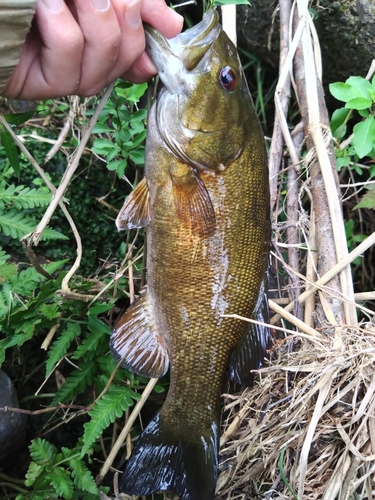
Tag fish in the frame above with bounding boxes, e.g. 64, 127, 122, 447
110, 8, 270, 500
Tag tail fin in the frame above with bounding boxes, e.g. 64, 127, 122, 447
119, 412, 219, 500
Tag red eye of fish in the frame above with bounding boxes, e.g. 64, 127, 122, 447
219, 66, 237, 91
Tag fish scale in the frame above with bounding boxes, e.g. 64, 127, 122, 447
110, 8, 270, 500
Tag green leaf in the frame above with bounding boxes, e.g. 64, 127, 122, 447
72, 315, 110, 360
45, 323, 81, 376
25, 461, 43, 487
30, 438, 58, 465
0, 184, 52, 209
47, 467, 74, 499
4, 110, 36, 126
354, 189, 375, 210
116, 81, 148, 103
346, 76, 372, 101
91, 138, 114, 155
352, 116, 375, 158
0, 130, 20, 176
70, 457, 98, 494
51, 360, 98, 405
329, 82, 358, 103
129, 148, 145, 165
92, 123, 113, 133
0, 248, 10, 265
81, 384, 139, 456
0, 210, 67, 241
345, 97, 372, 110
336, 156, 351, 170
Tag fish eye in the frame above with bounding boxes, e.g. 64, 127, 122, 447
219, 66, 237, 91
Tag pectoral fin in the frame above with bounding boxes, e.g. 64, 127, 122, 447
116, 177, 150, 231
229, 282, 271, 386
110, 293, 169, 378
171, 167, 216, 238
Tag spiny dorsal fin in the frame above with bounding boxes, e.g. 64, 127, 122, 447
171, 167, 216, 238
110, 293, 169, 378
116, 177, 150, 231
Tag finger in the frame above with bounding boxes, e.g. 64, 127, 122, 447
103, 0, 146, 85
118, 0, 183, 84
4, 0, 84, 99
120, 52, 158, 84
141, 0, 183, 38
70, 0, 124, 96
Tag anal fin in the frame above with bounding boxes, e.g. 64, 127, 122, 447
110, 293, 169, 378
116, 177, 150, 231
229, 281, 271, 386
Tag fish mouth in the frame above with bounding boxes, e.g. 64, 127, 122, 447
144, 9, 220, 94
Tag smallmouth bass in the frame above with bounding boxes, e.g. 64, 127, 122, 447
110, 9, 270, 500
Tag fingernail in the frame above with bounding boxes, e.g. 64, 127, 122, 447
41, 0, 63, 13
168, 8, 184, 26
91, 0, 110, 12
124, 0, 141, 28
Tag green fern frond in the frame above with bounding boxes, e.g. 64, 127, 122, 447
30, 438, 58, 466
69, 457, 98, 494
0, 184, 51, 209
72, 321, 110, 361
45, 323, 81, 377
11, 259, 68, 296
0, 262, 17, 281
0, 209, 36, 239
24, 461, 43, 487
81, 384, 139, 456
0, 209, 68, 241
46, 467, 74, 500
0, 247, 10, 265
51, 360, 98, 405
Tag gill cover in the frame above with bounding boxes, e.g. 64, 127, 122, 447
144, 9, 254, 172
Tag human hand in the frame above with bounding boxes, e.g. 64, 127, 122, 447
2, 0, 183, 100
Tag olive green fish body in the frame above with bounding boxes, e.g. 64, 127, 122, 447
110, 9, 269, 500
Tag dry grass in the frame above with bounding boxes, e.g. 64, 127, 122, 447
216, 324, 375, 499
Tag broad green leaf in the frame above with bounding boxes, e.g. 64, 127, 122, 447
116, 81, 148, 103
4, 110, 36, 126
336, 156, 351, 171
92, 123, 113, 133
352, 116, 375, 158
346, 76, 372, 101
345, 97, 372, 110
0, 130, 20, 176
330, 108, 349, 139
129, 148, 145, 165
329, 82, 358, 103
